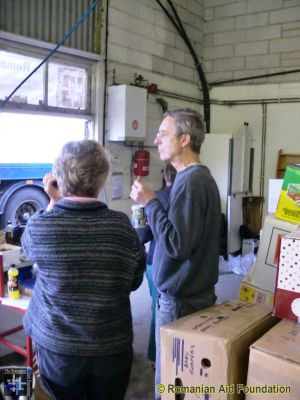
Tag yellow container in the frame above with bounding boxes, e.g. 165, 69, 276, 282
8, 265, 20, 299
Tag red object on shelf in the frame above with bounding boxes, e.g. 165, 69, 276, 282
133, 150, 150, 177
147, 83, 158, 93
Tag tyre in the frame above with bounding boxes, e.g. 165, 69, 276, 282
2, 187, 49, 227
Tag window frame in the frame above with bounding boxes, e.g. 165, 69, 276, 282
0, 32, 104, 119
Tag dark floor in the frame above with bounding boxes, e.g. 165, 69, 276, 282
0, 272, 243, 399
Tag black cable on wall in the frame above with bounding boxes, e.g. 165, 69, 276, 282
211, 68, 300, 87
155, 0, 211, 132
102, 0, 109, 147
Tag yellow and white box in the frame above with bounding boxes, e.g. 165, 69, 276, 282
275, 164, 300, 224
239, 277, 274, 306
160, 301, 278, 400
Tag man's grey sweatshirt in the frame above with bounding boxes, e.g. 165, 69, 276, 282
145, 164, 221, 299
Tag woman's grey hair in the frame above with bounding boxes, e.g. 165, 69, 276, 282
53, 140, 110, 197
163, 108, 205, 153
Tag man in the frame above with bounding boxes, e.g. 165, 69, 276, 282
130, 109, 221, 399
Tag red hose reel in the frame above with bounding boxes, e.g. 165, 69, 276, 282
133, 150, 150, 177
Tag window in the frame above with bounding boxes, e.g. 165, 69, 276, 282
48, 63, 87, 110
0, 50, 90, 113
0, 51, 43, 105
0, 112, 90, 163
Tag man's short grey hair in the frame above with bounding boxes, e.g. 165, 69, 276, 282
53, 140, 109, 197
163, 108, 205, 153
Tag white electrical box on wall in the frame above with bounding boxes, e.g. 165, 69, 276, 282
107, 85, 147, 141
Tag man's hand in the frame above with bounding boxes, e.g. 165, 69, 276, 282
130, 179, 155, 206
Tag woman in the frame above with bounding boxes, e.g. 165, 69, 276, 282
22, 140, 146, 400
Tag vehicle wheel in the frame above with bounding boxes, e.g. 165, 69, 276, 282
2, 187, 49, 227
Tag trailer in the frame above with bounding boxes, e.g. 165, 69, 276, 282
0, 163, 52, 228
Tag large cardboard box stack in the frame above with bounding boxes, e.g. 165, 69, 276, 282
273, 231, 300, 322
160, 301, 278, 400
247, 319, 300, 400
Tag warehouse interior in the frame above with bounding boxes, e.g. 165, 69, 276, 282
0, 0, 300, 399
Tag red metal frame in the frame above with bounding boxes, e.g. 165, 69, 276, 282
0, 254, 4, 297
0, 254, 33, 367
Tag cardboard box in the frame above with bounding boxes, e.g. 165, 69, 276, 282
251, 215, 298, 292
247, 319, 300, 400
161, 301, 278, 400
275, 164, 300, 224
273, 231, 300, 322
239, 278, 274, 306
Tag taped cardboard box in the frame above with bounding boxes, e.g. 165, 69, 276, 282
160, 301, 278, 400
275, 164, 300, 224
273, 231, 300, 322
239, 277, 274, 306
247, 319, 300, 400
251, 215, 298, 292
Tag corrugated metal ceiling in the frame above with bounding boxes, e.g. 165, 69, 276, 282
0, 0, 102, 54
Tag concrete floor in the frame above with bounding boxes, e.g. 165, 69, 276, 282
126, 277, 154, 400
0, 272, 243, 399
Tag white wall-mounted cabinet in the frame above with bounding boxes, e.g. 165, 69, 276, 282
107, 85, 147, 141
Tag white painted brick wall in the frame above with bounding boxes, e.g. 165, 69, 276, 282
233, 68, 267, 79
205, 17, 234, 33
108, 0, 203, 85
246, 25, 281, 41
282, 58, 300, 67
270, 6, 300, 23
204, 44, 234, 59
174, 63, 194, 80
152, 56, 174, 75
235, 41, 268, 56
270, 37, 300, 53
245, 54, 280, 69
214, 2, 247, 18
104, 0, 300, 216
284, 50, 300, 59
235, 13, 269, 29
283, 0, 300, 7
213, 56, 244, 72
246, 0, 283, 13
214, 29, 247, 45
204, 0, 300, 84
283, 29, 300, 38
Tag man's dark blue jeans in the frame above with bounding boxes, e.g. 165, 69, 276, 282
155, 290, 216, 400
35, 344, 132, 400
